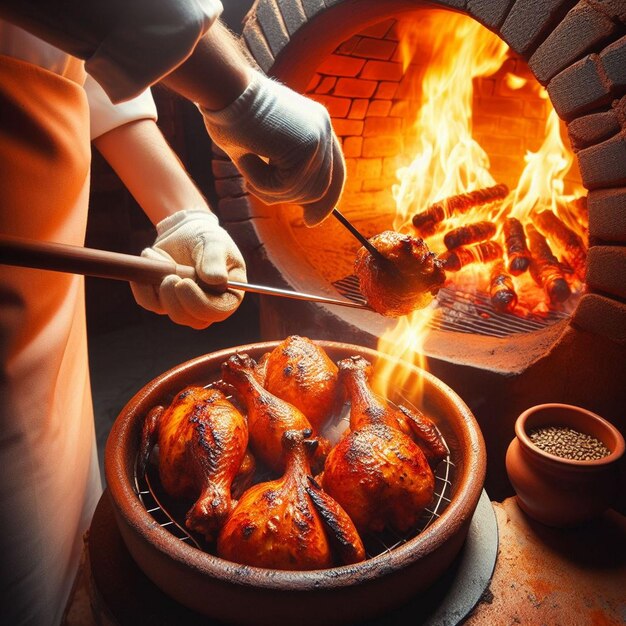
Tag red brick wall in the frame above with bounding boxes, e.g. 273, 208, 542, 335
305, 15, 582, 218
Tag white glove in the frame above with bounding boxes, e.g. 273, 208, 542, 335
130, 210, 247, 329
201, 69, 345, 227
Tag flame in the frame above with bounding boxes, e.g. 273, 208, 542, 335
373, 10, 584, 399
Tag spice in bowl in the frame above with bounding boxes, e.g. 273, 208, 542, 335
528, 425, 611, 461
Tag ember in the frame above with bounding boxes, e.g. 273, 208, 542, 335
390, 12, 586, 321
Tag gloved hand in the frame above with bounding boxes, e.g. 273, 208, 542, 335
130, 209, 247, 329
201, 69, 345, 227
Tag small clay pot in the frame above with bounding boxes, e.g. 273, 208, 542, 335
506, 403, 625, 528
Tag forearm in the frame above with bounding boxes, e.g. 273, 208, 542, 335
93, 119, 210, 225
162, 20, 252, 111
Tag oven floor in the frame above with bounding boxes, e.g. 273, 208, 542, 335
88, 295, 261, 484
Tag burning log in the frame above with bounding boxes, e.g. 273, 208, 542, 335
443, 221, 496, 250
412, 184, 509, 233
526, 224, 571, 304
503, 217, 531, 276
489, 260, 518, 313
441, 240, 502, 272
532, 210, 587, 281
564, 195, 588, 232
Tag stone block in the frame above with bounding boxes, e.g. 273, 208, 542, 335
315, 76, 337, 94
547, 55, 611, 121
348, 99, 369, 119
501, 0, 578, 56
214, 177, 247, 199
567, 110, 621, 151
577, 132, 626, 189
361, 60, 404, 82
218, 195, 253, 223
571, 292, 626, 344
362, 136, 403, 158
332, 118, 364, 136
586, 0, 626, 23
317, 54, 365, 78
585, 245, 626, 299
276, 0, 307, 36
600, 35, 626, 88
243, 20, 275, 73
312, 94, 351, 117
334, 77, 378, 98
256, 0, 290, 57
467, 0, 516, 29
367, 100, 393, 117
529, 3, 617, 84
355, 158, 382, 180
211, 159, 240, 179
375, 81, 398, 99
587, 186, 626, 242
353, 37, 397, 60
343, 136, 363, 158
363, 116, 403, 137
301, 0, 326, 19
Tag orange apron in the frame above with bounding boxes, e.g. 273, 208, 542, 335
0, 55, 102, 625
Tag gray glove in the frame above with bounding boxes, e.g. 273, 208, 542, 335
201, 69, 345, 226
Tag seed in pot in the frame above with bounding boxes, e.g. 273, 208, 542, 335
528, 426, 611, 460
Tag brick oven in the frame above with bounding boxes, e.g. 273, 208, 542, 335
212, 0, 626, 499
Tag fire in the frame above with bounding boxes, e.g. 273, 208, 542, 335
372, 10, 586, 400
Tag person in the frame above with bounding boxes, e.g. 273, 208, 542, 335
0, 2, 345, 624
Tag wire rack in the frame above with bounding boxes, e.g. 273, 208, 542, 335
333, 274, 569, 338
134, 391, 455, 561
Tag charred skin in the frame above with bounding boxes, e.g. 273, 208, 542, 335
354, 231, 446, 317
412, 184, 509, 234
490, 259, 518, 313
261, 335, 338, 432
338, 356, 447, 467
221, 353, 331, 474
322, 424, 435, 535
503, 217, 531, 276
526, 224, 571, 304
217, 430, 365, 569
321, 356, 440, 534
441, 240, 503, 272
443, 220, 496, 250
140, 386, 249, 542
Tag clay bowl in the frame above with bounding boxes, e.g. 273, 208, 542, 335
105, 340, 486, 626
506, 403, 625, 528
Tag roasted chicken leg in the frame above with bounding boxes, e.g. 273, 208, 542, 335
321, 357, 441, 534
217, 430, 365, 569
354, 230, 446, 317
221, 353, 331, 474
139, 386, 252, 542
258, 335, 339, 431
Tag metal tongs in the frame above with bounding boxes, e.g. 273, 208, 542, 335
0, 235, 370, 310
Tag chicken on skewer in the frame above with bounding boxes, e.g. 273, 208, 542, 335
221, 353, 331, 474
257, 335, 339, 432
139, 386, 253, 542
322, 356, 444, 535
217, 429, 365, 569
354, 230, 446, 317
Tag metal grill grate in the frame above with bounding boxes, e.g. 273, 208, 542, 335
134, 390, 454, 561
333, 274, 569, 337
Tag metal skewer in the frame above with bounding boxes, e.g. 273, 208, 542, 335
332, 208, 385, 261
0, 235, 369, 310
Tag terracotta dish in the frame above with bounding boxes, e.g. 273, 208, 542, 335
105, 341, 486, 626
